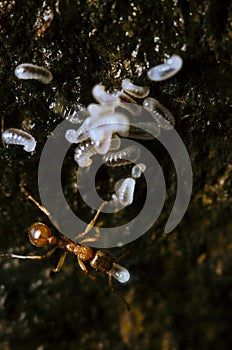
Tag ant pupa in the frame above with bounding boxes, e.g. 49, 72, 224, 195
0, 184, 130, 310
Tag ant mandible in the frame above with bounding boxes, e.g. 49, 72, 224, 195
0, 183, 130, 310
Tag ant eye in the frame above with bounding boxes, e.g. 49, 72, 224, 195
28, 222, 56, 247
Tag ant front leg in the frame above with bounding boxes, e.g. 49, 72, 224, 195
75, 201, 107, 242
53, 251, 68, 272
20, 182, 52, 219
0, 247, 57, 261
79, 227, 101, 244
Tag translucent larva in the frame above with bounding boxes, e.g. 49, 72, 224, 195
124, 121, 160, 140
112, 90, 137, 104
147, 55, 183, 81
143, 97, 175, 130
14, 63, 53, 84
103, 145, 141, 167
108, 263, 130, 283
1, 128, 37, 152
93, 133, 121, 155
67, 112, 129, 155
74, 136, 121, 167
87, 103, 115, 117
131, 163, 146, 178
49, 97, 88, 124
74, 140, 96, 167
121, 78, 150, 98
92, 84, 121, 104
65, 129, 79, 144
115, 177, 135, 207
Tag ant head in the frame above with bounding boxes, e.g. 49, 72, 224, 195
28, 222, 57, 247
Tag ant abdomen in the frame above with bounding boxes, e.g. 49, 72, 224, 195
28, 222, 57, 247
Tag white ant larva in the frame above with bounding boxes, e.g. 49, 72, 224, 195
74, 140, 96, 167
74, 136, 121, 167
131, 163, 146, 179
14, 63, 53, 84
49, 97, 88, 124
103, 145, 141, 167
66, 112, 129, 155
147, 55, 183, 81
114, 177, 136, 207
92, 84, 121, 104
143, 97, 175, 130
124, 121, 160, 140
121, 79, 150, 98
1, 128, 37, 152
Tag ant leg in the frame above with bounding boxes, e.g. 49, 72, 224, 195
20, 182, 52, 219
53, 251, 68, 272
77, 257, 88, 273
80, 227, 101, 244
75, 201, 107, 241
1, 116, 4, 133
0, 247, 57, 260
77, 257, 96, 281
108, 275, 130, 311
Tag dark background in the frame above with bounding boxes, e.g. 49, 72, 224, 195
0, 1, 231, 349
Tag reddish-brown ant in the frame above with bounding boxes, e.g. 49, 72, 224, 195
0, 183, 130, 310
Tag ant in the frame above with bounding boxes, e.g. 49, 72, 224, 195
0, 183, 130, 310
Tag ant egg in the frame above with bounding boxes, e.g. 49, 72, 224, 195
143, 97, 175, 130
131, 163, 146, 178
108, 263, 130, 283
14, 63, 53, 84
147, 55, 183, 81
1, 128, 37, 152
103, 145, 140, 167
115, 177, 135, 207
121, 78, 150, 98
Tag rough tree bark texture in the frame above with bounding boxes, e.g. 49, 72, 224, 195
0, 1, 231, 349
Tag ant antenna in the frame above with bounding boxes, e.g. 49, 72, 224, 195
108, 275, 130, 311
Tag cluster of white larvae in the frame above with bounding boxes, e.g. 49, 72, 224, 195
1, 55, 183, 208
